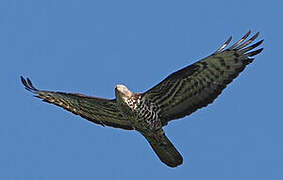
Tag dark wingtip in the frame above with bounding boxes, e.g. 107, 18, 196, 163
20, 76, 26, 86
214, 36, 232, 54
27, 78, 33, 88
245, 30, 252, 39
254, 32, 260, 40
20, 76, 38, 92
246, 48, 264, 57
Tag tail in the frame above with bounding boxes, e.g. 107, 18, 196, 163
142, 129, 183, 167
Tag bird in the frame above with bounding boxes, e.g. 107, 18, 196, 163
21, 30, 263, 168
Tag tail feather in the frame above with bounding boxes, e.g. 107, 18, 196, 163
142, 130, 183, 167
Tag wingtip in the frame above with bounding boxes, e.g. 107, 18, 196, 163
229, 30, 254, 50
246, 48, 264, 57
20, 76, 29, 89
227, 36, 233, 44
27, 77, 33, 88
242, 30, 252, 41
247, 29, 252, 35
249, 32, 260, 42
214, 36, 232, 54
20, 76, 38, 92
20, 76, 25, 85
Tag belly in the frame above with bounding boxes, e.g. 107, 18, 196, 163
117, 99, 162, 133
130, 112, 162, 134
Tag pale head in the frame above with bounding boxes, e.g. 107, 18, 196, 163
115, 84, 133, 100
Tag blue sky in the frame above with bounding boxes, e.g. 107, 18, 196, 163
1, 0, 282, 179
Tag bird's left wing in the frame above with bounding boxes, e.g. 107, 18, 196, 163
21, 77, 133, 130
142, 31, 263, 126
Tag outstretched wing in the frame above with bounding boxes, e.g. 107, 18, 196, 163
142, 31, 263, 126
21, 77, 133, 130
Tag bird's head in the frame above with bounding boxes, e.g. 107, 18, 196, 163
115, 84, 134, 103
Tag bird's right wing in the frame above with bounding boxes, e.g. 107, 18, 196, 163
21, 77, 133, 130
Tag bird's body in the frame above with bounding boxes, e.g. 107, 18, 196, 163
115, 85, 183, 166
21, 31, 263, 167
115, 85, 160, 132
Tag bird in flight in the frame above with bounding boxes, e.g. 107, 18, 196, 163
21, 30, 263, 167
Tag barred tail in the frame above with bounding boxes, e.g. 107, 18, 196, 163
142, 130, 183, 167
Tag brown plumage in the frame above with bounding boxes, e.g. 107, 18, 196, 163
21, 31, 263, 167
